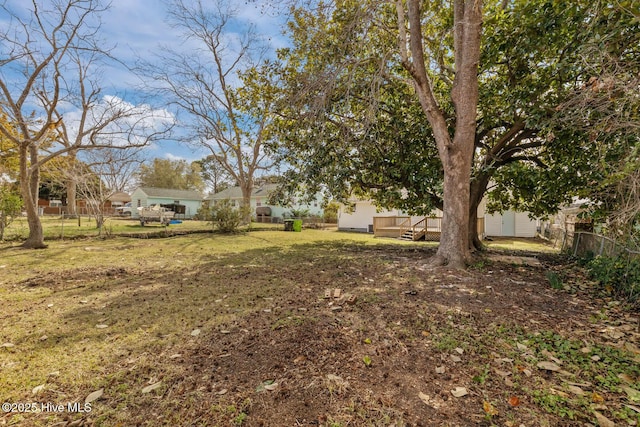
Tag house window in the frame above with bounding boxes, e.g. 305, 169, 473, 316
256, 198, 262, 207
137, 200, 141, 207
174, 200, 180, 204
49, 199, 62, 207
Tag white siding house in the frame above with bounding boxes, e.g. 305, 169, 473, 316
338, 201, 427, 233
204, 184, 323, 221
338, 197, 539, 238
130, 187, 203, 219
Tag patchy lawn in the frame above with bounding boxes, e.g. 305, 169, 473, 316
0, 230, 638, 427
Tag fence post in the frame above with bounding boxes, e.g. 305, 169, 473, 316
573, 232, 581, 257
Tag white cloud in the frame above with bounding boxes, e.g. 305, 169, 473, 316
164, 152, 186, 162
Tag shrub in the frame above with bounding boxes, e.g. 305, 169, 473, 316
213, 200, 247, 233
200, 200, 247, 233
586, 254, 640, 305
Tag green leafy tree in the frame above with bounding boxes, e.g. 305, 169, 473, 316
136, 158, 205, 192
0, 186, 22, 240
268, 0, 638, 264
194, 155, 232, 194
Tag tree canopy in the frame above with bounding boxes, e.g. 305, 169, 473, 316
268, 0, 640, 257
136, 158, 205, 192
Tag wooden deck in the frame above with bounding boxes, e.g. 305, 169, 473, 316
373, 216, 485, 241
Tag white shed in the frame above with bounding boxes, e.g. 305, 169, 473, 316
484, 210, 538, 238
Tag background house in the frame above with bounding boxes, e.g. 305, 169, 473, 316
130, 187, 202, 219
205, 184, 323, 222
338, 198, 539, 238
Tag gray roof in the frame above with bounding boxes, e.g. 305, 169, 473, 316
205, 184, 279, 201
137, 187, 203, 200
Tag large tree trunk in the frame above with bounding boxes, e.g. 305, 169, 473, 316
240, 183, 253, 224
434, 147, 473, 268
20, 144, 46, 249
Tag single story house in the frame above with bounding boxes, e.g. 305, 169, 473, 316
204, 184, 323, 222
130, 187, 203, 219
339, 198, 539, 239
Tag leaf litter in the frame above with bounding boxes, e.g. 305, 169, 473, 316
3, 238, 640, 426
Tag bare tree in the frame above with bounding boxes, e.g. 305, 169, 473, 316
144, 0, 274, 222
0, 0, 173, 248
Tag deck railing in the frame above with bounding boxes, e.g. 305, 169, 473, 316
373, 215, 486, 241
398, 217, 412, 238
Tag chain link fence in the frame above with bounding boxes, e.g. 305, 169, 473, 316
555, 230, 640, 305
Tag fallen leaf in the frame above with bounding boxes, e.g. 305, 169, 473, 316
450, 355, 462, 363
85, 388, 104, 403
256, 380, 275, 393
169, 354, 182, 359
95, 324, 109, 329
451, 387, 468, 398
537, 361, 561, 372
591, 391, 605, 403
1, 342, 15, 348
435, 366, 446, 374
624, 342, 640, 354
494, 368, 511, 377
217, 389, 228, 395
32, 384, 45, 395
594, 411, 615, 427
190, 329, 201, 336
454, 347, 464, 355
621, 385, 640, 402
618, 373, 635, 384
264, 382, 278, 391
541, 349, 562, 364
141, 381, 162, 394
418, 392, 430, 405
566, 385, 586, 396
625, 404, 640, 413
508, 396, 520, 407
483, 401, 498, 416
516, 343, 528, 351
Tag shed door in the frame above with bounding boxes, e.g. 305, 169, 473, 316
502, 210, 516, 237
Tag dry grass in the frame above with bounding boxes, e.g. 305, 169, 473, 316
0, 231, 578, 427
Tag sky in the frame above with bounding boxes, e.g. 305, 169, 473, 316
97, 0, 291, 163
1, 0, 291, 165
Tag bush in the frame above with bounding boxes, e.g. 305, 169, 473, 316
586, 254, 640, 305
204, 200, 247, 233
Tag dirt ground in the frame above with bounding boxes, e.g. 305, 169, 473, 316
3, 240, 640, 427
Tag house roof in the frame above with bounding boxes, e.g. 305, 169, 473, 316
205, 184, 279, 201
108, 192, 131, 203
135, 187, 203, 200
